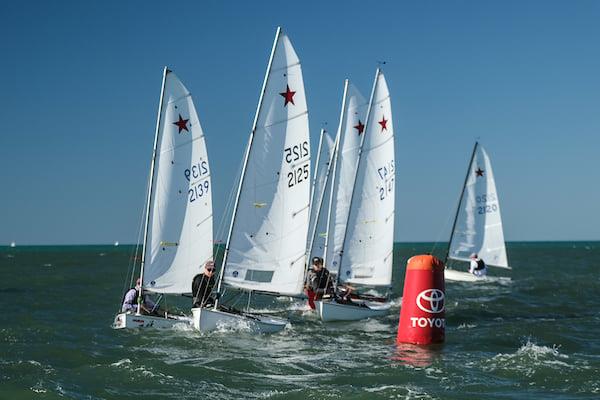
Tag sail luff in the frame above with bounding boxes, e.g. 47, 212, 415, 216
215, 27, 282, 301
138, 66, 169, 309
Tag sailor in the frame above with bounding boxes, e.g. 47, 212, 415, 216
192, 260, 217, 308
121, 278, 157, 314
469, 253, 488, 277
305, 256, 334, 309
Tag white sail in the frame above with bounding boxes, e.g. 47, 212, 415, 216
324, 83, 368, 274
307, 130, 335, 259
143, 71, 213, 294
222, 29, 310, 296
338, 70, 395, 286
448, 144, 509, 268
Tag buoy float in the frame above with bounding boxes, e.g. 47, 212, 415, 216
397, 254, 445, 345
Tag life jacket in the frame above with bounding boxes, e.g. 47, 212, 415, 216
475, 259, 486, 271
121, 288, 140, 306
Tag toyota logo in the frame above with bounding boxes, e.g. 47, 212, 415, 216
416, 289, 445, 314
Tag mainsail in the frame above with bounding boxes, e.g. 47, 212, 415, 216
338, 70, 395, 286
142, 70, 214, 294
324, 82, 368, 274
307, 129, 335, 260
221, 28, 310, 296
447, 143, 509, 268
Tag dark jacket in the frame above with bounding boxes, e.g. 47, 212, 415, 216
192, 273, 216, 308
307, 267, 334, 295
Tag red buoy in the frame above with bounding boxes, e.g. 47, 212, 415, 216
396, 255, 445, 345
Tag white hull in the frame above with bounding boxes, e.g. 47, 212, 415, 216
444, 268, 511, 283
112, 312, 192, 329
191, 307, 288, 334
315, 299, 391, 322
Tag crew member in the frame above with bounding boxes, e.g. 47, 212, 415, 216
121, 278, 157, 314
192, 260, 217, 308
469, 253, 488, 277
306, 256, 334, 309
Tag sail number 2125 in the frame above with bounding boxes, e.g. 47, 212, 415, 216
284, 141, 310, 188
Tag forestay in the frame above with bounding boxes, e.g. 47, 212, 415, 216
448, 144, 509, 268
324, 83, 368, 274
223, 30, 310, 296
307, 130, 335, 260
338, 71, 395, 286
143, 71, 214, 294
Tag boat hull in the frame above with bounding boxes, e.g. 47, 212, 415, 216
315, 300, 391, 322
444, 268, 510, 283
112, 312, 192, 329
191, 307, 288, 333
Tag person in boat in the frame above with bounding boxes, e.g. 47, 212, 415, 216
192, 260, 217, 308
305, 256, 334, 309
335, 283, 356, 304
469, 253, 488, 277
121, 278, 158, 314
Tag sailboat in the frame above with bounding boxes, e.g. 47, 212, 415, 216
444, 142, 510, 282
113, 67, 213, 329
191, 27, 311, 333
313, 69, 395, 322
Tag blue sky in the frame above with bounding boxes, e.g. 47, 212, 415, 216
1, 1, 599, 245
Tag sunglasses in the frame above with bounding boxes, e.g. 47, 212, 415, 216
206, 268, 215, 272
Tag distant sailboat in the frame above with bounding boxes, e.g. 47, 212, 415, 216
10, 241, 16, 248
191, 27, 311, 333
114, 241, 119, 247
444, 142, 510, 282
313, 69, 396, 321
113, 67, 213, 329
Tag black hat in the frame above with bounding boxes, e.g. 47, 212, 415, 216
312, 256, 323, 265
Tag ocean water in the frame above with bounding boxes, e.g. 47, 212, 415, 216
1, 242, 599, 399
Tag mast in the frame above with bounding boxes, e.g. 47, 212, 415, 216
138, 66, 170, 314
322, 80, 349, 268
214, 27, 282, 307
444, 141, 479, 265
335, 69, 380, 286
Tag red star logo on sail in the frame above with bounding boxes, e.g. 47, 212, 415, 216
279, 85, 296, 106
378, 116, 388, 132
173, 114, 190, 133
475, 167, 484, 177
354, 120, 365, 135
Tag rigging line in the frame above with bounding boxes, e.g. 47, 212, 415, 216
118, 168, 151, 313
211, 147, 246, 294
429, 197, 458, 257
